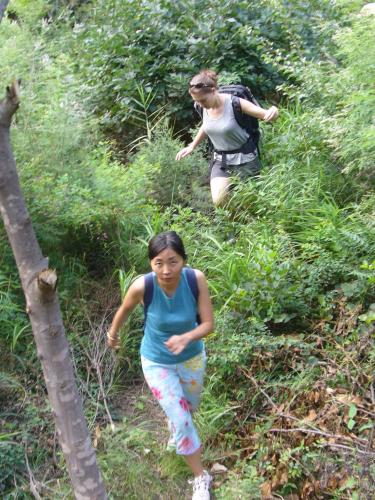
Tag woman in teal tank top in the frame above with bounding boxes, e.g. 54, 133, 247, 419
107, 231, 214, 500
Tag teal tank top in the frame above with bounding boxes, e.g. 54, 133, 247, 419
140, 268, 204, 364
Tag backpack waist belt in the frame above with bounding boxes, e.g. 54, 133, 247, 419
214, 136, 256, 170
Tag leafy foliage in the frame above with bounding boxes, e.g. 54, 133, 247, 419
273, 13, 375, 186
73, 0, 344, 136
130, 127, 207, 207
0, 1, 374, 498
0, 441, 25, 493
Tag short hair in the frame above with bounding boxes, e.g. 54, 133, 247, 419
148, 231, 187, 260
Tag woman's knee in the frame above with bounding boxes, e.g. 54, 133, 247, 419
211, 190, 227, 207
210, 179, 230, 206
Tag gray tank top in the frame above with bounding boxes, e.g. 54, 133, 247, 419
202, 94, 256, 165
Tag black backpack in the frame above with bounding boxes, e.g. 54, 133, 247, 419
194, 84, 261, 163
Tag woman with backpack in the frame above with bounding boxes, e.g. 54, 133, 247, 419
107, 231, 214, 500
176, 70, 279, 206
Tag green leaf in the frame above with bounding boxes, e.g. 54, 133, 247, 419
358, 421, 373, 433
348, 404, 357, 419
339, 476, 356, 491
347, 418, 356, 430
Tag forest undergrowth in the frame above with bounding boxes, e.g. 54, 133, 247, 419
0, 1, 374, 499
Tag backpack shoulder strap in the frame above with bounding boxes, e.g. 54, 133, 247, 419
185, 267, 201, 325
143, 272, 154, 318
230, 95, 261, 155
231, 95, 247, 130
185, 267, 199, 302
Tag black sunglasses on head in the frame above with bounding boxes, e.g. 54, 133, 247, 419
188, 83, 213, 89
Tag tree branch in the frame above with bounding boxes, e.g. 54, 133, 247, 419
0, 80, 21, 127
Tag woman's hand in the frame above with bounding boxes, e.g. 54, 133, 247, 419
175, 144, 194, 161
263, 105, 279, 122
164, 334, 189, 355
107, 332, 120, 350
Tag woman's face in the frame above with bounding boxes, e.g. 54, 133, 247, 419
150, 247, 185, 287
190, 89, 216, 109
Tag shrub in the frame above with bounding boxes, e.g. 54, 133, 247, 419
73, 0, 346, 137
131, 127, 208, 208
273, 13, 375, 187
0, 441, 25, 494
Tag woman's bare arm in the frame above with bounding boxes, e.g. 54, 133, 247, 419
239, 97, 279, 122
107, 276, 144, 348
176, 126, 207, 160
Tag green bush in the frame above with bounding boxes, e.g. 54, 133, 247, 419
1, 2, 374, 497
0, 13, 160, 275
273, 13, 375, 187
131, 127, 208, 207
73, 0, 346, 136
327, 16, 375, 184
0, 441, 25, 494
0, 238, 30, 352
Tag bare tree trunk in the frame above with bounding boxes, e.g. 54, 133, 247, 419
0, 0, 10, 23
0, 82, 107, 499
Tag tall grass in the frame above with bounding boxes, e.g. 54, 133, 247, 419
1, 1, 374, 498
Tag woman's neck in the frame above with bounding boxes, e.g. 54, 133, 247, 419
211, 93, 223, 109
157, 275, 181, 296
206, 93, 225, 117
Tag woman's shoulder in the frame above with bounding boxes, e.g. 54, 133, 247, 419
184, 267, 206, 283
184, 266, 202, 274
121, 274, 145, 304
189, 267, 204, 276
129, 275, 146, 295
221, 93, 232, 103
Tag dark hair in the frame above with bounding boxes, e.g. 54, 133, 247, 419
189, 69, 218, 95
148, 231, 187, 261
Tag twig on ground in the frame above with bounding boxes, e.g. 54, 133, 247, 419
239, 367, 373, 451
268, 426, 368, 446
318, 441, 375, 457
239, 368, 299, 423
71, 306, 117, 430
87, 314, 117, 430
212, 446, 257, 461
24, 450, 42, 500
268, 428, 375, 456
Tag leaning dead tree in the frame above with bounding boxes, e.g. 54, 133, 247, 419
0, 1, 10, 23
0, 83, 107, 499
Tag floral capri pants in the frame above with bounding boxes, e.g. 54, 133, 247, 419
141, 350, 206, 456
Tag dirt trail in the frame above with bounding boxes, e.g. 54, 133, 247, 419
114, 379, 167, 436
112, 379, 194, 500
